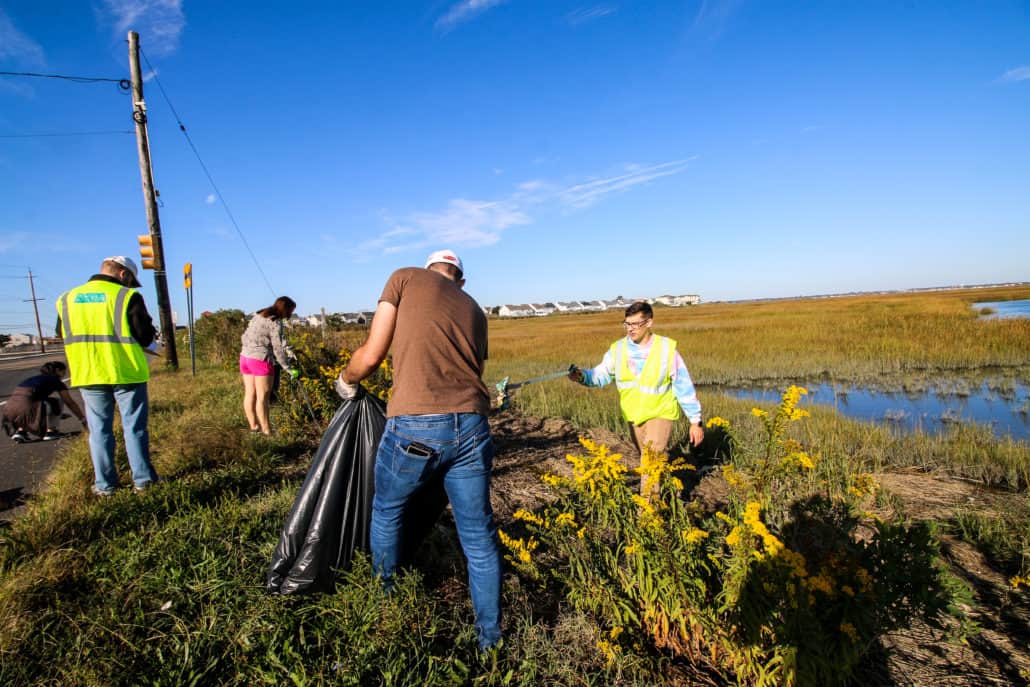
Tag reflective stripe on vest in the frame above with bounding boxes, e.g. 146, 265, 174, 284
59, 286, 137, 345
57, 280, 149, 386
611, 334, 681, 424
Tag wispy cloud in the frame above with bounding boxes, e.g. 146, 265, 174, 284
800, 125, 823, 134
99, 0, 186, 57
558, 159, 696, 208
998, 66, 1030, 83
205, 194, 216, 205
567, 5, 617, 26
436, 0, 508, 32
0, 9, 46, 66
690, 0, 743, 40
360, 158, 696, 257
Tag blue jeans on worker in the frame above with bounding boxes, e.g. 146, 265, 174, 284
371, 412, 502, 650
79, 383, 158, 493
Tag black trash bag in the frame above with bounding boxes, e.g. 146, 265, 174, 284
267, 392, 449, 595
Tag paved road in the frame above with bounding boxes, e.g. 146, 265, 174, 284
0, 348, 85, 522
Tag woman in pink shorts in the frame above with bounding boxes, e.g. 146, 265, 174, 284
239, 296, 297, 434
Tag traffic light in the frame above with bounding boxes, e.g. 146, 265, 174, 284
137, 234, 157, 269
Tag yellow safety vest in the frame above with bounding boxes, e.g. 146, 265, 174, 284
57, 279, 150, 387
612, 334, 682, 425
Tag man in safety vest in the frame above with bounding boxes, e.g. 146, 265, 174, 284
56, 256, 160, 497
569, 301, 703, 496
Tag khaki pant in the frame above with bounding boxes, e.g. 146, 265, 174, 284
629, 417, 674, 497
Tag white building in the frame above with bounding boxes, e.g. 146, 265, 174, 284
530, 302, 556, 316
654, 294, 702, 306
554, 301, 585, 312
498, 304, 536, 318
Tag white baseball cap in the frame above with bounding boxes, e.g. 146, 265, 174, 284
424, 249, 463, 276
103, 255, 142, 287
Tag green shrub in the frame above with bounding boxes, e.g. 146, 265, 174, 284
192, 308, 247, 366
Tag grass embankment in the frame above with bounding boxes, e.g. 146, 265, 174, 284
0, 367, 659, 686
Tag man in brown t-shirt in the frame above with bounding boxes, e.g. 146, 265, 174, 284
338, 249, 501, 651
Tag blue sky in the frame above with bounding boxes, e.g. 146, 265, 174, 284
1, 1, 1028, 331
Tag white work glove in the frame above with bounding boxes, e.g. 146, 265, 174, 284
335, 374, 362, 401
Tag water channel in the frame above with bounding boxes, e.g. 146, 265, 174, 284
717, 381, 1030, 443
713, 298, 1030, 443
973, 298, 1030, 320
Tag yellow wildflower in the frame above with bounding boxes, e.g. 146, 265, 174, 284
751, 408, 768, 418
624, 542, 639, 555
705, 416, 730, 430
683, 527, 710, 545
553, 512, 577, 528
596, 639, 619, 664
541, 473, 565, 488
609, 626, 624, 640
722, 464, 746, 487
840, 622, 859, 642
513, 509, 545, 527
842, 585, 855, 597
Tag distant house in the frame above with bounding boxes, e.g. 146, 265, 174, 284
579, 300, 605, 312
554, 301, 585, 312
530, 302, 556, 316
655, 294, 701, 307
304, 315, 323, 327
601, 298, 626, 310
498, 304, 536, 318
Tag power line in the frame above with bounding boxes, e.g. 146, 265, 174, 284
0, 70, 130, 89
0, 130, 134, 139
140, 49, 277, 299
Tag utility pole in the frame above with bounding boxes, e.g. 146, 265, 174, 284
128, 30, 178, 369
25, 268, 45, 354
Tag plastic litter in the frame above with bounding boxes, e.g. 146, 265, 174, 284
267, 391, 448, 595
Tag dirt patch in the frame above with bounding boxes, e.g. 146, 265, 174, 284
487, 407, 1030, 686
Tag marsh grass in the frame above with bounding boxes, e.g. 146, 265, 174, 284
486, 286, 1030, 388
494, 287, 1030, 488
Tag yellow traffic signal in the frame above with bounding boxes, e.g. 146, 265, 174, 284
184, 262, 192, 289
137, 234, 157, 269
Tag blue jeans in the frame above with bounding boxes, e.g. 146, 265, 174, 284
371, 412, 502, 650
79, 383, 158, 492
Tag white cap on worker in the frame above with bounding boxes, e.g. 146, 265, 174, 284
424, 249, 463, 276
103, 255, 142, 287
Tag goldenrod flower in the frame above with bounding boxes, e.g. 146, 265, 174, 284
683, 527, 709, 545
554, 512, 577, 528
513, 509, 545, 527
840, 622, 859, 642
722, 464, 746, 487
751, 407, 768, 418
706, 416, 731, 430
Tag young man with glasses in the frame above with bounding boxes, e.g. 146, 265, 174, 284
569, 301, 703, 495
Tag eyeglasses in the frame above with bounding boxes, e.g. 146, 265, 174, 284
622, 318, 651, 330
